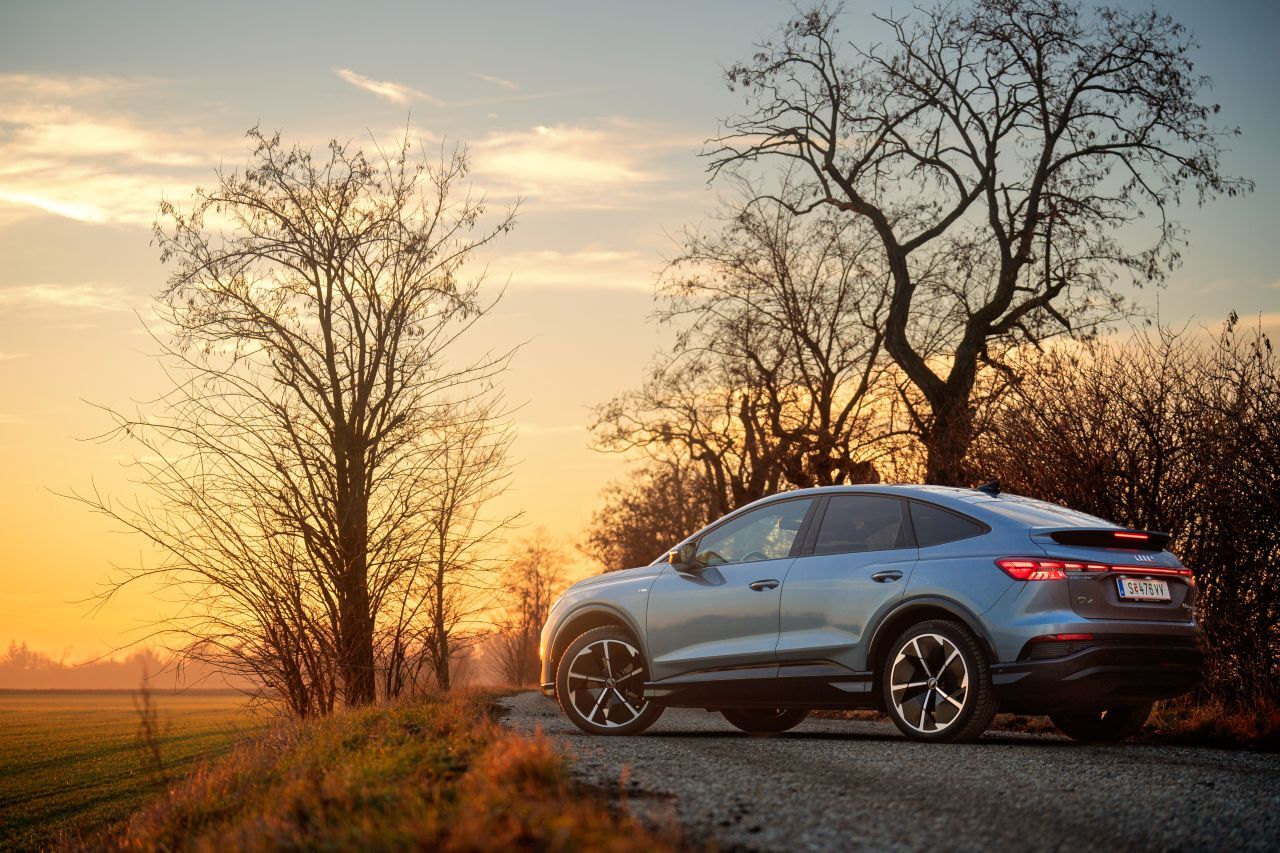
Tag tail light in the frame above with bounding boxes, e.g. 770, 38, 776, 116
996, 558, 1069, 580
1021, 633, 1096, 660
1030, 633, 1094, 643
996, 557, 1194, 582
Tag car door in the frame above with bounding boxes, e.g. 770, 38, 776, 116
646, 496, 816, 682
776, 494, 918, 674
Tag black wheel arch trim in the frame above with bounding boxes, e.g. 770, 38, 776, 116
866, 595, 999, 671
550, 603, 649, 671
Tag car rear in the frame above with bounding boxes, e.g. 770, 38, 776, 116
970, 496, 1203, 714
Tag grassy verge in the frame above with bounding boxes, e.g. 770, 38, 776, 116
0, 690, 260, 851
76, 692, 675, 851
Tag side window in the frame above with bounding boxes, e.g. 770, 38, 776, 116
695, 498, 813, 566
812, 495, 908, 555
910, 502, 986, 547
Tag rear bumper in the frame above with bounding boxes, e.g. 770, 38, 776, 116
991, 636, 1203, 713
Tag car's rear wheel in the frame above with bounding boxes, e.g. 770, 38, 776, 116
881, 619, 996, 743
720, 707, 810, 733
1050, 703, 1152, 743
555, 626, 663, 735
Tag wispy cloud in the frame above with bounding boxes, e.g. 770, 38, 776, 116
0, 352, 29, 361
471, 120, 689, 209
473, 73, 519, 91
0, 73, 239, 226
334, 67, 442, 106
0, 72, 692, 227
0, 72, 143, 100
0, 283, 134, 312
490, 248, 656, 291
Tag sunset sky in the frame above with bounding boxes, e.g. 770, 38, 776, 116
1, 0, 1277, 661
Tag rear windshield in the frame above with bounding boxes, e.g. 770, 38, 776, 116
977, 494, 1115, 529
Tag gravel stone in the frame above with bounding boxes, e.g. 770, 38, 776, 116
498, 691, 1280, 852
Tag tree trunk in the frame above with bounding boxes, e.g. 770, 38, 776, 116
923, 392, 974, 486
435, 630, 451, 691
431, 554, 452, 691
336, 443, 377, 706
337, 582, 376, 705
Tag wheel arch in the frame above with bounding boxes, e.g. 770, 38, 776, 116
866, 596, 998, 685
548, 604, 646, 678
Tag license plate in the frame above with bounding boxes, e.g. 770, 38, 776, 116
1116, 577, 1171, 602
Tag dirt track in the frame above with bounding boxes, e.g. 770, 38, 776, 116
499, 691, 1280, 852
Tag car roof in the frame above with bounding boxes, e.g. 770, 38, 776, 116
742, 484, 1117, 529
748, 483, 991, 504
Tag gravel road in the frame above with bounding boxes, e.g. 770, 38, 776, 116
498, 691, 1279, 852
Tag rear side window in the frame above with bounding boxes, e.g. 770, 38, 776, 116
910, 502, 986, 547
812, 495, 908, 555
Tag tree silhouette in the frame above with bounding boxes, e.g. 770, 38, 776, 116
712, 0, 1252, 484
74, 127, 516, 712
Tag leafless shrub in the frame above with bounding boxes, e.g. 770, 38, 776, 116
133, 671, 169, 787
973, 315, 1279, 706
491, 530, 569, 685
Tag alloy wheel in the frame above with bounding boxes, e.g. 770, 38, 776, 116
565, 637, 650, 729
889, 632, 970, 734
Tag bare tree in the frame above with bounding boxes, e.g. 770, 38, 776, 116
583, 458, 716, 572
73, 127, 517, 712
376, 396, 517, 696
593, 183, 900, 516
712, 0, 1252, 484
414, 403, 517, 691
492, 529, 568, 685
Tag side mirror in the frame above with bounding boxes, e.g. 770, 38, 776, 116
668, 542, 704, 571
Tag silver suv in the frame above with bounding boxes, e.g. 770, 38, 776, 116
539, 485, 1202, 743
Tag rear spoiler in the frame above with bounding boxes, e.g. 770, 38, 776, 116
1046, 529, 1171, 552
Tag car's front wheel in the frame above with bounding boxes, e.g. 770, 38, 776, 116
881, 619, 997, 743
555, 626, 663, 735
1050, 703, 1152, 743
720, 707, 810, 733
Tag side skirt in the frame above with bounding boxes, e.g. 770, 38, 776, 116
644, 661, 883, 710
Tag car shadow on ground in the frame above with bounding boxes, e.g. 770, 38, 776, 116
635, 728, 1079, 748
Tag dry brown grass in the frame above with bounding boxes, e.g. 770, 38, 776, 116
1143, 696, 1280, 751
70, 692, 676, 852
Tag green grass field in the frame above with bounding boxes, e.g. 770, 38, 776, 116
0, 690, 263, 850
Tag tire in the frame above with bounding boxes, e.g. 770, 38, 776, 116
1050, 703, 1152, 743
720, 707, 810, 734
881, 619, 997, 743
555, 626, 663, 736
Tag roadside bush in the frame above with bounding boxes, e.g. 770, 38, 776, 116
972, 316, 1280, 714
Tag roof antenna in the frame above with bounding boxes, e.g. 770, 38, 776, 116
975, 479, 1001, 497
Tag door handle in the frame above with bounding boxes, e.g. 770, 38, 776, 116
871, 570, 904, 583
749, 579, 780, 591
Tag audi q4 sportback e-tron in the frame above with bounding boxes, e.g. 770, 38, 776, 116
539, 484, 1202, 743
